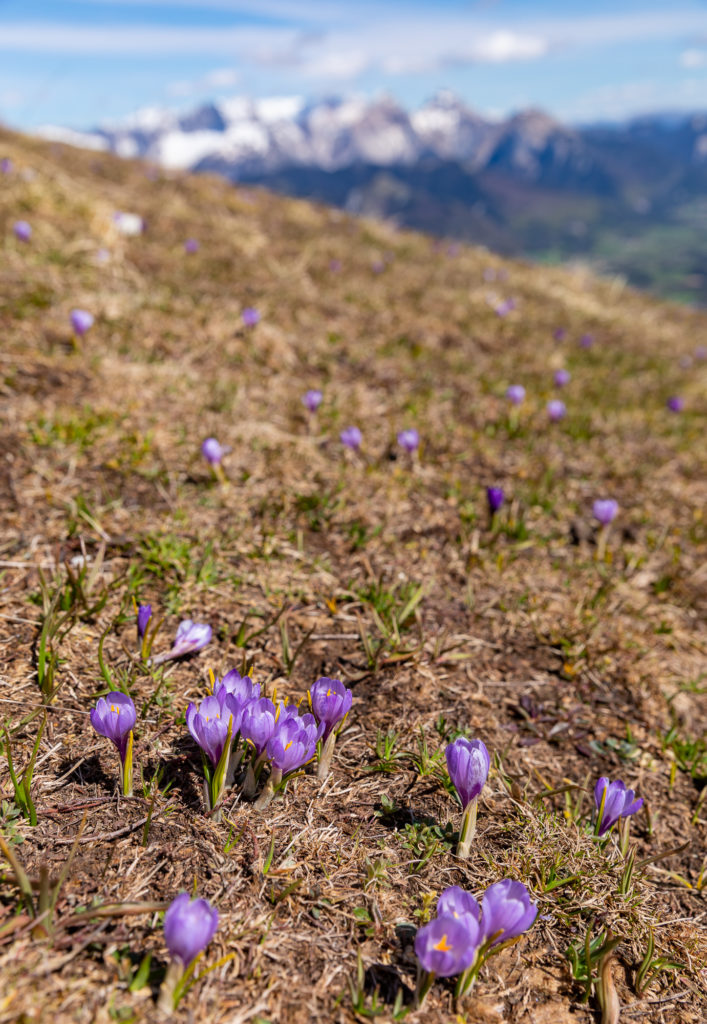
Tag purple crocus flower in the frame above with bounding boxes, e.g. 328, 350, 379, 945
266, 713, 323, 775
553, 328, 567, 342
303, 389, 323, 413
186, 690, 242, 766
184, 238, 199, 253
445, 738, 490, 810
397, 428, 420, 454
480, 880, 537, 947
329, 258, 342, 273
437, 886, 481, 923
580, 334, 594, 349
486, 487, 505, 515
546, 399, 566, 422
164, 893, 219, 967
340, 426, 362, 451
70, 309, 94, 336
172, 619, 212, 656
1, 157, 12, 174
414, 914, 480, 977
593, 499, 618, 526
242, 307, 260, 327
240, 697, 279, 756
201, 437, 229, 465
594, 777, 643, 837
13, 221, 32, 243
214, 669, 260, 706
506, 385, 525, 406
666, 396, 684, 413
137, 603, 152, 641
90, 691, 136, 761
554, 368, 571, 388
308, 677, 352, 740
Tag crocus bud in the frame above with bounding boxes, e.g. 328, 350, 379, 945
90, 691, 136, 796
479, 880, 537, 947
70, 309, 95, 336
486, 486, 504, 515
137, 603, 152, 641
546, 399, 566, 422
340, 426, 362, 451
593, 499, 618, 526
13, 221, 32, 242
159, 893, 219, 1013
446, 737, 490, 858
242, 307, 260, 327
164, 892, 219, 967
397, 428, 420, 454
201, 437, 229, 466
303, 389, 323, 413
505, 385, 525, 406
594, 777, 643, 837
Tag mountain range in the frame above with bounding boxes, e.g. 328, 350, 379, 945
39, 93, 707, 304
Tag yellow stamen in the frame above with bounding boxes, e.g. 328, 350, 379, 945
434, 934, 452, 952
284, 741, 293, 751
110, 704, 119, 714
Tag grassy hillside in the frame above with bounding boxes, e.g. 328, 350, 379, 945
0, 129, 706, 1024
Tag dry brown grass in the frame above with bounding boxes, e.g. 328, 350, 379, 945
0, 128, 706, 1023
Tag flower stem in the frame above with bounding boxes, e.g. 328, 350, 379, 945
254, 768, 282, 811
121, 731, 133, 797
157, 959, 182, 1015
317, 732, 337, 780
456, 797, 478, 858
414, 967, 435, 1009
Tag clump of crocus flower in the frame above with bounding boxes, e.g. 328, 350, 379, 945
554, 368, 571, 388
594, 777, 643, 838
150, 619, 212, 666
303, 389, 323, 414
13, 220, 31, 243
666, 396, 684, 413
70, 309, 94, 338
415, 879, 536, 1006
340, 426, 362, 452
308, 677, 352, 779
242, 307, 260, 327
90, 691, 136, 796
505, 384, 525, 406
158, 892, 219, 1013
486, 486, 504, 518
445, 738, 490, 858
186, 688, 242, 812
546, 398, 566, 422
397, 428, 419, 455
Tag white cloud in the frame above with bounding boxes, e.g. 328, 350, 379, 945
680, 48, 707, 69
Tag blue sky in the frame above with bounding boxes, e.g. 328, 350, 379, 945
1, 1, 707, 128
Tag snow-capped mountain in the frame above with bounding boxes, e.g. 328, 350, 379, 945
36, 92, 707, 305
